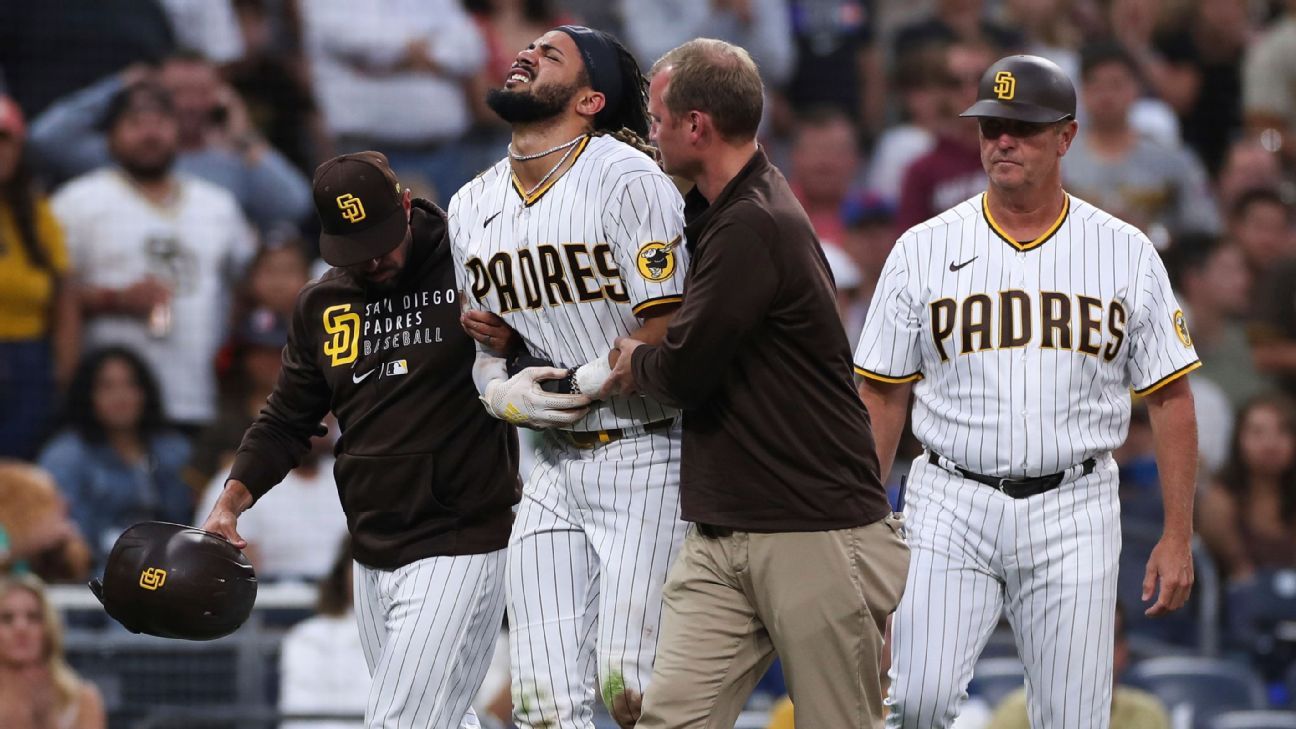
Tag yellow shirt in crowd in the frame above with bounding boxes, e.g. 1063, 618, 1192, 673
0, 198, 67, 340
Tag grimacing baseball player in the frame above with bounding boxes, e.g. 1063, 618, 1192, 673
447, 25, 689, 729
856, 55, 1198, 728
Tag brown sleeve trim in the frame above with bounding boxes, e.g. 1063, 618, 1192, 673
1132, 360, 1201, 396
632, 295, 684, 317
854, 365, 923, 383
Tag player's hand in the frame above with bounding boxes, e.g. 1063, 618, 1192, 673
482, 366, 592, 428
600, 337, 646, 399
200, 480, 253, 550
462, 310, 524, 356
1142, 534, 1193, 616
608, 688, 643, 729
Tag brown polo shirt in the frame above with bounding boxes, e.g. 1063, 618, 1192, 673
631, 149, 891, 532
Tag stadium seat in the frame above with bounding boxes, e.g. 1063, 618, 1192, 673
968, 657, 1026, 709
1125, 657, 1267, 728
1227, 569, 1296, 681
1207, 710, 1296, 729
1119, 519, 1221, 653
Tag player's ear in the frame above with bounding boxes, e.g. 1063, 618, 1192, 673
688, 111, 707, 143
577, 90, 607, 121
1057, 120, 1078, 155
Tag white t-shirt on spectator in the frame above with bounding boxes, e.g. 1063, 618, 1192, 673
156, 0, 245, 63
52, 168, 255, 424
280, 611, 369, 729
300, 0, 485, 144
198, 458, 347, 581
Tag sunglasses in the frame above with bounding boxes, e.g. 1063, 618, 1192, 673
978, 118, 1064, 139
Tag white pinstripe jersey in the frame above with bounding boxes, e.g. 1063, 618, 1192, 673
448, 134, 688, 432
855, 192, 1200, 477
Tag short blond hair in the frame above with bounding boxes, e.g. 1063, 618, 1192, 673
650, 39, 764, 141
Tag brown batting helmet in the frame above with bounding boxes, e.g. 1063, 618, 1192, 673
89, 522, 257, 641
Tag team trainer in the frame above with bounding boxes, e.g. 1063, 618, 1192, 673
856, 55, 1198, 728
202, 152, 522, 729
604, 38, 909, 728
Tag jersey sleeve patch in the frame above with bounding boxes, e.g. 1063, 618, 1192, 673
636, 237, 681, 282
1172, 309, 1193, 348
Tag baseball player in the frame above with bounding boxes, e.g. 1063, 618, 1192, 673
447, 25, 688, 729
202, 152, 527, 729
856, 55, 1199, 729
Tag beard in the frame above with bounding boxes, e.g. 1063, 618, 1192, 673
486, 80, 580, 124
118, 148, 176, 182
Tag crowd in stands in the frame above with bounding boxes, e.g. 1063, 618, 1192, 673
1, 0, 1296, 726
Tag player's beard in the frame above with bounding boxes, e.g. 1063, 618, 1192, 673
486, 80, 580, 125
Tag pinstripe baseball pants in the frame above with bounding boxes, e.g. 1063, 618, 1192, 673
885, 452, 1120, 728
354, 550, 507, 729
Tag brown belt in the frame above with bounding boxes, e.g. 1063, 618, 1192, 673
559, 418, 675, 449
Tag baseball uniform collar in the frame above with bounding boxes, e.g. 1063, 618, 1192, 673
982, 192, 1070, 253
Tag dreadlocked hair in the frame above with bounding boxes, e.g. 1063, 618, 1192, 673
590, 36, 657, 160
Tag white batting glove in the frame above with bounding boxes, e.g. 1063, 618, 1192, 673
573, 356, 613, 399
481, 367, 592, 428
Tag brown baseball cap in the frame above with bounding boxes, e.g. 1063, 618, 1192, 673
313, 152, 408, 267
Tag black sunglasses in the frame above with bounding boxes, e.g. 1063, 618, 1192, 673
978, 117, 1065, 139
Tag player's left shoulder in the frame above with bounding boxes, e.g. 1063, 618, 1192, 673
1066, 192, 1152, 248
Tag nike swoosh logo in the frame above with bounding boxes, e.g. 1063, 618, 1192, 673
949, 256, 978, 272
352, 368, 376, 384
483, 210, 503, 228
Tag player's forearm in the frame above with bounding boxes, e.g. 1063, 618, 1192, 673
626, 305, 679, 349
1144, 379, 1198, 540
858, 379, 912, 482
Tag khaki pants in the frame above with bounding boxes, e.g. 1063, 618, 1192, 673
638, 515, 910, 728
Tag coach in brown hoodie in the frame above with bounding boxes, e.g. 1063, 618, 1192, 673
200, 152, 533, 727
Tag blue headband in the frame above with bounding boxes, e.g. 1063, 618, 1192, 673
555, 25, 623, 129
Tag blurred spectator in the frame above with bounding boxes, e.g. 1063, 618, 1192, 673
1199, 395, 1296, 582
225, 0, 326, 175
0, 97, 80, 460
197, 429, 343, 579
864, 45, 946, 203
0, 462, 91, 583
1063, 42, 1221, 247
0, 1, 174, 117
891, 0, 1022, 61
1216, 138, 1283, 211
1151, 0, 1250, 174
782, 0, 884, 135
621, 0, 795, 90
1243, 0, 1296, 164
278, 537, 368, 729
822, 244, 864, 337
30, 54, 313, 230
789, 107, 861, 246
1102, 0, 1185, 147
0, 574, 105, 729
1231, 188, 1296, 390
50, 81, 256, 428
837, 192, 895, 345
1002, 0, 1083, 82
188, 307, 292, 487
894, 40, 991, 232
300, 0, 487, 204
156, 0, 245, 64
1165, 234, 1271, 410
986, 601, 1170, 729
37, 347, 194, 572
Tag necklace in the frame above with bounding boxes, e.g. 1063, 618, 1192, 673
518, 136, 584, 198
508, 133, 586, 161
